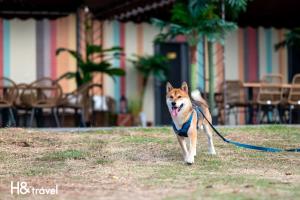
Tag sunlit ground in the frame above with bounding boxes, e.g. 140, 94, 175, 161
0, 125, 299, 200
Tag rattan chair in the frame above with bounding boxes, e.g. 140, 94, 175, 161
257, 81, 283, 123
23, 77, 62, 127
288, 74, 300, 123
224, 80, 249, 124
14, 83, 31, 126
0, 77, 18, 126
59, 82, 102, 127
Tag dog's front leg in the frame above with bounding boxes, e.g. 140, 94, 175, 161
186, 129, 197, 164
176, 135, 188, 162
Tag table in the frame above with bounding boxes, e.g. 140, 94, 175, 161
243, 83, 294, 88
242, 82, 300, 124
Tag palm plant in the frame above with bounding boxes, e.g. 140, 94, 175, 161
275, 28, 300, 50
56, 44, 125, 88
130, 54, 169, 112
152, 0, 248, 111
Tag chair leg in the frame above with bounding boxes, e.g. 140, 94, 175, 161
75, 108, 79, 126
24, 110, 29, 127
234, 107, 238, 125
289, 106, 293, 124
80, 109, 86, 127
266, 106, 271, 124
29, 108, 35, 127
225, 107, 229, 125
61, 108, 65, 126
53, 108, 60, 127
276, 106, 282, 123
257, 105, 262, 124
271, 106, 276, 123
272, 106, 277, 123
8, 108, 16, 127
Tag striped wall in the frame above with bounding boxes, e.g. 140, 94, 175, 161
0, 15, 289, 124
100, 21, 159, 121
224, 27, 288, 83
0, 15, 77, 93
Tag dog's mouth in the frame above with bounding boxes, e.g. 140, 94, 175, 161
171, 103, 183, 117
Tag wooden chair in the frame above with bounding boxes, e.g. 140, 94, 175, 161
0, 77, 18, 126
287, 74, 300, 123
59, 82, 102, 127
23, 77, 62, 127
257, 81, 283, 123
224, 80, 248, 124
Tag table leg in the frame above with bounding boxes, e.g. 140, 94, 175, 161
247, 87, 254, 124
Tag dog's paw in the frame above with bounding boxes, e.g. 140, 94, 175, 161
208, 149, 216, 155
185, 155, 194, 165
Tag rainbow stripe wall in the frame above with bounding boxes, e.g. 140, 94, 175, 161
100, 21, 159, 121
0, 15, 289, 124
224, 27, 288, 83
0, 15, 77, 93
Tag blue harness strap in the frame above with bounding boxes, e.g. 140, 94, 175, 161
172, 108, 201, 137
194, 105, 300, 153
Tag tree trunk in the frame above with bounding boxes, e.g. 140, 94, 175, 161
208, 41, 215, 111
139, 77, 148, 113
190, 45, 197, 91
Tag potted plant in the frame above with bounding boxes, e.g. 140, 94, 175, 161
130, 54, 169, 126
56, 44, 125, 88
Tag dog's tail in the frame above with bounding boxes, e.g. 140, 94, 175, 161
191, 89, 209, 108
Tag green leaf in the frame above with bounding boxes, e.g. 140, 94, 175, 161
105, 68, 126, 76
102, 46, 123, 53
55, 72, 77, 82
56, 48, 84, 65
83, 61, 112, 73
152, 0, 247, 45
82, 72, 92, 84
86, 44, 102, 57
130, 54, 169, 81
275, 28, 300, 50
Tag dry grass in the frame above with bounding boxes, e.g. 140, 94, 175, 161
0, 125, 300, 200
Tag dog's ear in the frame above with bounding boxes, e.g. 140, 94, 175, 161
181, 82, 188, 93
166, 82, 173, 93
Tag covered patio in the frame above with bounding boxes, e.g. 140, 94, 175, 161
0, 0, 300, 127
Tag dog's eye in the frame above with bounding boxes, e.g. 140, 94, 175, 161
178, 96, 182, 99
170, 96, 173, 99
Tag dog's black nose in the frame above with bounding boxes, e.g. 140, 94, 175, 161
171, 102, 176, 106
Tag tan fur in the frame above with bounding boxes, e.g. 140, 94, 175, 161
166, 82, 216, 164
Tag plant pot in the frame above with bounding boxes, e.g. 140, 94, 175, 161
139, 112, 147, 127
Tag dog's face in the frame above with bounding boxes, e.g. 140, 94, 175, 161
166, 82, 190, 117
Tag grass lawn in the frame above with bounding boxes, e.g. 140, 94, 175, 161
0, 125, 299, 200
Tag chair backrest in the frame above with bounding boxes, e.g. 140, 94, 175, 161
288, 74, 300, 105
257, 83, 283, 105
0, 77, 18, 107
62, 82, 102, 107
15, 83, 30, 108
224, 80, 245, 104
262, 74, 283, 84
23, 77, 62, 107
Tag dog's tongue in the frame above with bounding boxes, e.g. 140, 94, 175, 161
171, 108, 178, 117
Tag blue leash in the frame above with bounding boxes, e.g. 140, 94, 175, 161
195, 107, 300, 152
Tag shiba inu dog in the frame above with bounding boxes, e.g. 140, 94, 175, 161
166, 82, 216, 164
